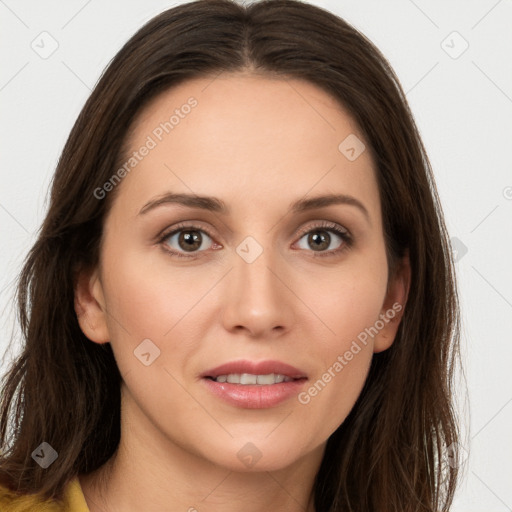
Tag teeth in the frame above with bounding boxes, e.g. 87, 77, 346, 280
257, 373, 277, 385
240, 373, 257, 384
212, 373, 294, 385
227, 374, 240, 384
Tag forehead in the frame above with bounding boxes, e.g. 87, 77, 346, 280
112, 73, 380, 223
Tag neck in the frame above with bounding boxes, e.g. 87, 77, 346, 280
79, 388, 322, 512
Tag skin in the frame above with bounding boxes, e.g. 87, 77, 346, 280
75, 72, 410, 512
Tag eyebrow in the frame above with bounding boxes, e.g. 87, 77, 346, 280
139, 192, 370, 223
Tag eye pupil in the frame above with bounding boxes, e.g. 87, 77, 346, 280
166, 225, 345, 258
308, 231, 330, 251
179, 231, 202, 251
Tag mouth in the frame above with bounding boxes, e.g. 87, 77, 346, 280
201, 359, 307, 382
204, 373, 302, 385
200, 360, 308, 408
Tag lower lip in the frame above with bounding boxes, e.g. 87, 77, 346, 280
202, 378, 307, 409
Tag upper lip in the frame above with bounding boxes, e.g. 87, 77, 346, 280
201, 360, 308, 379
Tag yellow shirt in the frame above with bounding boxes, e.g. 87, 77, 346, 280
0, 476, 90, 511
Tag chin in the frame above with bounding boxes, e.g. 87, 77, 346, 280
202, 436, 316, 473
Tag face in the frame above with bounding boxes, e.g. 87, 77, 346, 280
76, 72, 408, 473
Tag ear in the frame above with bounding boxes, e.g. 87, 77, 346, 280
74, 266, 110, 344
373, 251, 411, 353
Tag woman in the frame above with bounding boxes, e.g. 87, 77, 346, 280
0, 0, 461, 510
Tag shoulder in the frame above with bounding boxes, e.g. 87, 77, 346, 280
0, 482, 59, 511
0, 476, 90, 512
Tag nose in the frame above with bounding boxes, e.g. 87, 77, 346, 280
221, 242, 296, 340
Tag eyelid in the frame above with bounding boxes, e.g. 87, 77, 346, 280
157, 219, 353, 258
292, 220, 353, 258
294, 220, 350, 239
156, 221, 218, 258
157, 221, 216, 242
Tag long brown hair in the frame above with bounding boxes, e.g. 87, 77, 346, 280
0, 1, 461, 509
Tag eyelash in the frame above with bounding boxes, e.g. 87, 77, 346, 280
157, 221, 353, 259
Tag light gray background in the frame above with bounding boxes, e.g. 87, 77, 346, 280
1, 1, 511, 510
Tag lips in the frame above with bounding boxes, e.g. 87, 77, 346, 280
201, 360, 308, 380
200, 360, 308, 408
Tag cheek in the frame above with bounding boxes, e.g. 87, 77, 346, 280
98, 238, 215, 370
297, 341, 373, 446
292, 253, 387, 435
300, 252, 389, 347
295, 266, 386, 426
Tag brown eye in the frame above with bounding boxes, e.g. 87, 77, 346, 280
162, 226, 214, 255
296, 227, 347, 254
177, 230, 203, 252
305, 230, 331, 251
